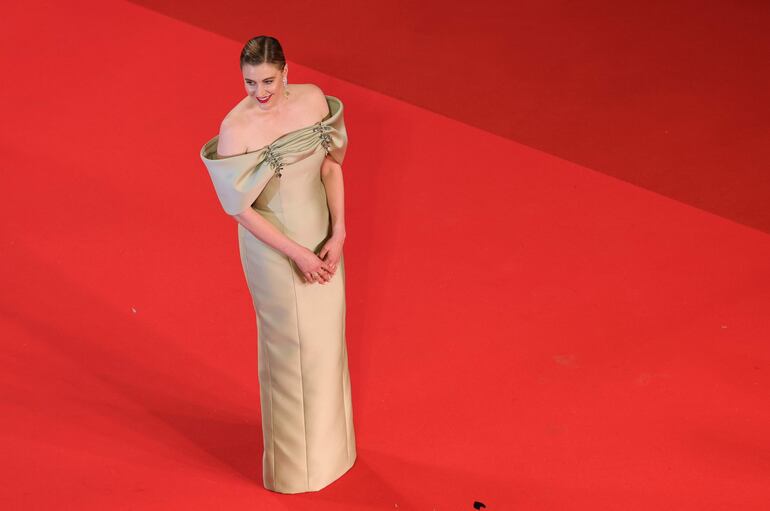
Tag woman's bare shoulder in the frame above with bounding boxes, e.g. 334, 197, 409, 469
216, 98, 252, 157
220, 96, 251, 126
295, 83, 329, 118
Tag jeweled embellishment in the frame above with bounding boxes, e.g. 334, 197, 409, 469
264, 145, 284, 178
312, 122, 333, 155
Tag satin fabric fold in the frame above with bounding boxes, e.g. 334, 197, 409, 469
200, 95, 348, 215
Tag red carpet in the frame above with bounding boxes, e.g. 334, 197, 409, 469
1, 1, 769, 510
134, 0, 770, 235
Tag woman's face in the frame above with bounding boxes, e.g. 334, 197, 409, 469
242, 62, 287, 109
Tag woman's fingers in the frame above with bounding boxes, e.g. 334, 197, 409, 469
305, 271, 327, 284
319, 268, 331, 283
304, 262, 339, 284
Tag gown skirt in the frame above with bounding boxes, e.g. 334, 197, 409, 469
200, 95, 357, 493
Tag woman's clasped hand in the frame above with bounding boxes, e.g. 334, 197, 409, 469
292, 233, 344, 284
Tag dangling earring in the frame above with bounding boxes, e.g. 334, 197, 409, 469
283, 74, 289, 98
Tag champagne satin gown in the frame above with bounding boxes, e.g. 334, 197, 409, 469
199, 95, 357, 493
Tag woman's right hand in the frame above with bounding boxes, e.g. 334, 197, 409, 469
291, 246, 334, 284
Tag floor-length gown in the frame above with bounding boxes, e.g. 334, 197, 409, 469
199, 94, 357, 493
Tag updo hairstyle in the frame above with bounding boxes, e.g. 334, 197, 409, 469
240, 35, 286, 71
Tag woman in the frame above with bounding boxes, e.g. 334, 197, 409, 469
199, 35, 357, 494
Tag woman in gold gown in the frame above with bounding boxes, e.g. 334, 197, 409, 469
199, 36, 356, 494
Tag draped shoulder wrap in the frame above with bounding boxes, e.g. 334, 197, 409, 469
200, 94, 348, 215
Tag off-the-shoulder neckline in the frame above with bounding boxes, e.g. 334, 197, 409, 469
205, 94, 342, 161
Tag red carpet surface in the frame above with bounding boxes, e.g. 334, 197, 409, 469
135, 0, 770, 235
1, 1, 769, 510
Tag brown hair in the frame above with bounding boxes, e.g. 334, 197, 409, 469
240, 36, 286, 71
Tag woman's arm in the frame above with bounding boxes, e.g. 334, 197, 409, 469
320, 156, 346, 238
233, 208, 333, 283
317, 156, 346, 274
233, 208, 303, 260
217, 117, 322, 269
214, 116, 332, 283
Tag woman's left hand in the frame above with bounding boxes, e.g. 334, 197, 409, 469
318, 233, 345, 278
